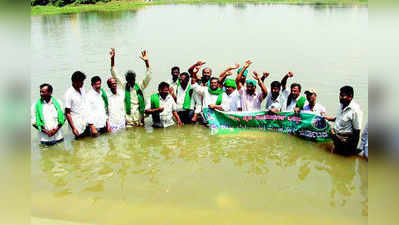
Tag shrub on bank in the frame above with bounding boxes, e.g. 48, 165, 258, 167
31, 0, 111, 7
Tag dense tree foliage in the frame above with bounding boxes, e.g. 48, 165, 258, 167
31, 0, 111, 7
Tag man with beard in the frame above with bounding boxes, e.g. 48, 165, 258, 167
188, 61, 211, 86
106, 77, 126, 132
280, 71, 306, 112
326, 86, 363, 156
170, 66, 180, 91
65, 71, 90, 139
110, 48, 151, 127
170, 72, 197, 124
32, 83, 65, 146
86, 76, 111, 136
145, 82, 182, 128
235, 60, 268, 112
191, 76, 224, 111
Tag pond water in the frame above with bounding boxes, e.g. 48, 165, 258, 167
31, 3, 368, 225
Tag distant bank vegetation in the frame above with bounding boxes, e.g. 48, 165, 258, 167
31, 0, 368, 16
31, 0, 112, 7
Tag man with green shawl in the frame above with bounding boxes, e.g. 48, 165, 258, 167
31, 83, 65, 146
145, 82, 182, 128
170, 72, 197, 124
110, 48, 151, 127
280, 71, 307, 112
191, 76, 224, 112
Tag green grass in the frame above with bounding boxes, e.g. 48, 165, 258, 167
31, 0, 368, 16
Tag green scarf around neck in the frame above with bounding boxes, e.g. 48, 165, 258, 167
100, 88, 109, 111
125, 83, 145, 115
295, 96, 307, 110
208, 87, 223, 105
35, 97, 65, 132
177, 82, 192, 110
150, 93, 160, 109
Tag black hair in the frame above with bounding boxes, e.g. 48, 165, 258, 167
171, 66, 180, 73
210, 77, 219, 83
158, 81, 170, 90
125, 70, 136, 81
340, 85, 354, 98
40, 83, 53, 93
271, 81, 281, 89
180, 72, 190, 81
91, 76, 101, 85
71, 71, 86, 82
290, 83, 301, 92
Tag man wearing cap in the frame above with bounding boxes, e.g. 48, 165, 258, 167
300, 88, 326, 116
235, 60, 268, 112
326, 85, 363, 155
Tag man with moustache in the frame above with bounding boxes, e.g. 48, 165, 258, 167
326, 86, 363, 155
235, 60, 268, 112
86, 76, 111, 136
170, 66, 180, 91
106, 77, 126, 132
145, 82, 183, 128
65, 71, 90, 139
31, 83, 65, 145
280, 72, 306, 112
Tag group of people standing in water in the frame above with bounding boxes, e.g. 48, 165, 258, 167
32, 48, 368, 157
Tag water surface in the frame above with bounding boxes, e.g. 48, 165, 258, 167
31, 3, 368, 225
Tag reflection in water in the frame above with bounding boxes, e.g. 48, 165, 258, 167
37, 125, 367, 221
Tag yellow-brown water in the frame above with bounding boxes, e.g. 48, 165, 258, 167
31, 3, 368, 224
32, 126, 367, 225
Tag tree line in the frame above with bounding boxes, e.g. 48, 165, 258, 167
31, 0, 111, 7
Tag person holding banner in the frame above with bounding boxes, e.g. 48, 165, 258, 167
326, 85, 363, 156
145, 82, 182, 128
32, 83, 65, 146
235, 60, 268, 112
300, 88, 326, 116
280, 72, 307, 112
191, 76, 225, 111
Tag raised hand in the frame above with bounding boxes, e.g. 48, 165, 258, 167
229, 64, 240, 70
252, 71, 261, 81
225, 71, 233, 77
286, 71, 294, 78
110, 48, 115, 58
262, 72, 270, 79
196, 61, 206, 66
139, 50, 149, 61
244, 60, 253, 68
193, 66, 201, 75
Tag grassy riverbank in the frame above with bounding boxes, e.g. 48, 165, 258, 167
31, 0, 368, 16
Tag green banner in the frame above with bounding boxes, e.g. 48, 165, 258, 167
203, 108, 332, 142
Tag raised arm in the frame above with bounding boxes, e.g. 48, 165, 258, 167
188, 61, 205, 76
260, 72, 270, 82
110, 48, 124, 88
253, 71, 268, 99
235, 60, 252, 91
139, 50, 152, 90
219, 64, 239, 85
281, 71, 293, 90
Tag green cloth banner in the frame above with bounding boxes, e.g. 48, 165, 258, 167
203, 108, 331, 142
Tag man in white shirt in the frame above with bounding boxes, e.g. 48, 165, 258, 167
326, 86, 363, 155
110, 48, 151, 127
191, 77, 224, 111
106, 77, 126, 132
220, 79, 241, 112
86, 76, 110, 136
65, 71, 90, 139
31, 83, 65, 146
145, 82, 182, 128
169, 72, 197, 124
263, 80, 284, 113
235, 60, 268, 112
280, 72, 306, 112
169, 66, 180, 91
300, 88, 326, 116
